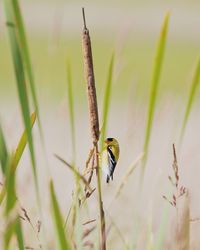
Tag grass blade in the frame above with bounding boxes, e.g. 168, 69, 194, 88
114, 152, 144, 199
0, 124, 9, 174
66, 61, 76, 162
5, 156, 16, 214
50, 180, 70, 250
3, 150, 23, 249
142, 12, 170, 173
12, 112, 36, 171
100, 52, 115, 151
180, 57, 200, 143
4, 220, 16, 250
4, 0, 39, 202
11, 0, 42, 137
0, 112, 36, 204
54, 154, 93, 192
4, 216, 24, 250
15, 216, 25, 250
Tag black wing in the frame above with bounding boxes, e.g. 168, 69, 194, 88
107, 147, 116, 182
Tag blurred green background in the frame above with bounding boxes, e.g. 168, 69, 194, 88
1, 0, 200, 104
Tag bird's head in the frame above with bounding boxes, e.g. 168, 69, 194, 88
104, 137, 119, 147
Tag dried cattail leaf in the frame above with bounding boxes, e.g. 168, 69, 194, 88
86, 188, 96, 199
84, 147, 95, 175
85, 153, 95, 192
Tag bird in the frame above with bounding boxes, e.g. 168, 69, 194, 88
101, 138, 120, 183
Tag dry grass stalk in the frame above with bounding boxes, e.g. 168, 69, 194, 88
115, 152, 144, 199
190, 217, 200, 222
163, 144, 187, 207
82, 226, 96, 239
163, 144, 190, 250
20, 207, 42, 249
84, 147, 95, 175
54, 154, 93, 192
84, 149, 95, 193
94, 144, 106, 249
81, 188, 96, 206
174, 191, 190, 250
82, 8, 106, 250
37, 220, 42, 234
83, 240, 94, 249
83, 219, 96, 226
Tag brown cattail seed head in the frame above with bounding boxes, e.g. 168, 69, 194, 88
82, 8, 99, 143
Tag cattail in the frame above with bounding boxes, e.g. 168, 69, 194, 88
81, 8, 106, 250
82, 8, 99, 144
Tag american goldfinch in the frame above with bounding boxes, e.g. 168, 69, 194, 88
101, 138, 120, 183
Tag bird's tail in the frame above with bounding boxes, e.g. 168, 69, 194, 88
106, 175, 110, 183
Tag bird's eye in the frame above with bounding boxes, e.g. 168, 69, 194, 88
107, 138, 113, 142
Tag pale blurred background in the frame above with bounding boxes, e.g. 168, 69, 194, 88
0, 0, 200, 249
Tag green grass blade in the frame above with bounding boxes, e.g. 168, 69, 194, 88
12, 112, 36, 171
15, 216, 25, 250
4, 216, 24, 250
5, 156, 16, 214
4, 220, 16, 250
142, 12, 170, 172
4, 0, 39, 202
50, 180, 70, 250
66, 61, 76, 162
0, 112, 36, 204
0, 124, 9, 174
11, 0, 42, 138
100, 52, 115, 151
180, 57, 200, 143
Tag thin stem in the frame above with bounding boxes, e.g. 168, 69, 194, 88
95, 143, 106, 250
82, 7, 87, 30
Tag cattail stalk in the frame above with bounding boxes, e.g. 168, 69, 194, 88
81, 8, 106, 250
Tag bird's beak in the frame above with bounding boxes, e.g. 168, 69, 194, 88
104, 139, 108, 144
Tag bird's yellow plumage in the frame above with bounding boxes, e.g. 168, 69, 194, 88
101, 138, 120, 183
